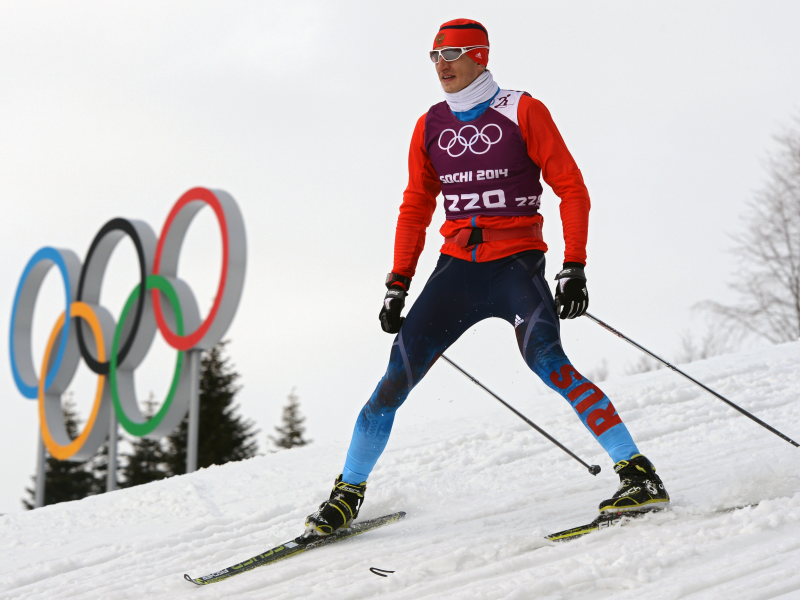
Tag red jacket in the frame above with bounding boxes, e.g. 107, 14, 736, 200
392, 95, 590, 281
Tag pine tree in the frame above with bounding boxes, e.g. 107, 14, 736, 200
22, 394, 102, 509
86, 440, 114, 495
270, 388, 311, 450
120, 394, 169, 488
162, 341, 258, 476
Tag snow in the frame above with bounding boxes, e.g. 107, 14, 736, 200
1, 342, 800, 599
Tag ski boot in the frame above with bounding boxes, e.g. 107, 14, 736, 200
305, 475, 367, 536
598, 454, 669, 514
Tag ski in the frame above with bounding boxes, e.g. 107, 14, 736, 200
545, 503, 760, 543
184, 511, 406, 586
545, 510, 653, 542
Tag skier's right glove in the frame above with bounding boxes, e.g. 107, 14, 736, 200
379, 273, 410, 334
554, 263, 589, 319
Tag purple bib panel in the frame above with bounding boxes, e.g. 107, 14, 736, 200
424, 90, 544, 220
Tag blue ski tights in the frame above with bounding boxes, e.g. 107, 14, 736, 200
342, 251, 638, 484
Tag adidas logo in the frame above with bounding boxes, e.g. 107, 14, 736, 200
514, 314, 524, 329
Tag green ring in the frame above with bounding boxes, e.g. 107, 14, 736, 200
110, 274, 184, 437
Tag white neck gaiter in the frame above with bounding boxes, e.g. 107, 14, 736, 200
443, 70, 499, 113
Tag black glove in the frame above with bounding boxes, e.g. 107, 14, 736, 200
379, 273, 411, 334
554, 263, 588, 319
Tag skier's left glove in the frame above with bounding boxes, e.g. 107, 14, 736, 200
379, 273, 411, 334
554, 263, 589, 319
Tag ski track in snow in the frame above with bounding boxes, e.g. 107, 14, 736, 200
2, 343, 800, 599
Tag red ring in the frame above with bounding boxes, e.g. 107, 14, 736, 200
152, 188, 229, 350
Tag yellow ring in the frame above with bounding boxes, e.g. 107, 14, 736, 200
38, 302, 106, 461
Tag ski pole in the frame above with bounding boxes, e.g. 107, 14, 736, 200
584, 312, 800, 448
440, 354, 602, 476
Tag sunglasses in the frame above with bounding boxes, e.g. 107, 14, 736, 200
429, 46, 489, 63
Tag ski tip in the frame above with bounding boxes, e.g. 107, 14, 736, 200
184, 574, 203, 586
545, 524, 597, 542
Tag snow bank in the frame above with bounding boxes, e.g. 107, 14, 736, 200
2, 343, 800, 599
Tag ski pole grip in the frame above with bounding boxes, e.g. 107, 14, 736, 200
588, 465, 601, 476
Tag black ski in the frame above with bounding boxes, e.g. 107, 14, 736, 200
184, 511, 406, 586
545, 510, 648, 542
546, 503, 760, 543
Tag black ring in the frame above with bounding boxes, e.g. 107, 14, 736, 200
76, 218, 148, 375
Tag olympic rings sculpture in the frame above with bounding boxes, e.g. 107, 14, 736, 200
437, 123, 503, 157
9, 188, 246, 462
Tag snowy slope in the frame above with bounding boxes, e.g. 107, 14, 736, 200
1, 342, 800, 600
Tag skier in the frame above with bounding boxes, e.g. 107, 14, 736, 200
306, 18, 669, 536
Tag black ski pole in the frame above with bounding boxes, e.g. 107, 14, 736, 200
440, 354, 602, 476
584, 312, 799, 448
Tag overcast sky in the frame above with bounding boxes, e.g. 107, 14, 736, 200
1, 1, 799, 513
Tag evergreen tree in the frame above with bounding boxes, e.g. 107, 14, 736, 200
163, 341, 258, 476
87, 440, 114, 495
120, 394, 169, 488
22, 394, 102, 509
270, 388, 311, 450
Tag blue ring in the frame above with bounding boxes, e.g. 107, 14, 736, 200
9, 247, 72, 399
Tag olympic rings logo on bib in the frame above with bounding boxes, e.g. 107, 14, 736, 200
8, 187, 247, 461
438, 124, 502, 157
